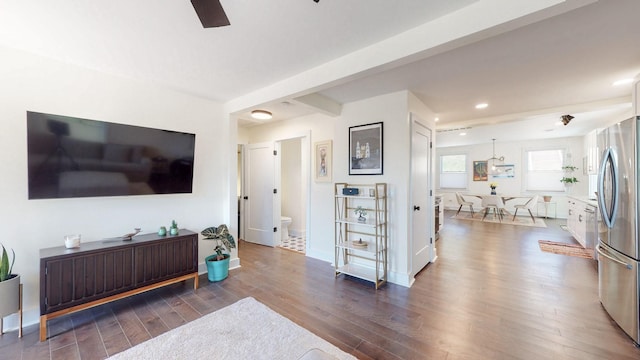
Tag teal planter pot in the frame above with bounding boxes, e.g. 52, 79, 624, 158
205, 254, 230, 282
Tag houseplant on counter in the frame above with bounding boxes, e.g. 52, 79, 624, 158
202, 225, 236, 282
0, 243, 20, 336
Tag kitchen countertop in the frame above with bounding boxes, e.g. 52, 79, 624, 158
567, 195, 598, 207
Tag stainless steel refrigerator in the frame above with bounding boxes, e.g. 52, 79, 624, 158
597, 116, 640, 345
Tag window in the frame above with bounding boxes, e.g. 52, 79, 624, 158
525, 149, 565, 191
440, 154, 467, 189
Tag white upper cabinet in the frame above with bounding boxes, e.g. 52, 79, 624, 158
584, 129, 599, 175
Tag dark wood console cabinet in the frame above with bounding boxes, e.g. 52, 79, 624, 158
39, 230, 199, 341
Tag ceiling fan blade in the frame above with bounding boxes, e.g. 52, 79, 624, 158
191, 0, 230, 28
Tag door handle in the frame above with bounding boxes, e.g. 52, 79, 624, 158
597, 245, 632, 269
413, 206, 420, 211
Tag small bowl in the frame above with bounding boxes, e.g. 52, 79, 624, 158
64, 234, 81, 249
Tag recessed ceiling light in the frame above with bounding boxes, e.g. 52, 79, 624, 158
459, 132, 467, 136
434, 117, 439, 122
251, 110, 272, 120
613, 78, 634, 86
475, 103, 488, 109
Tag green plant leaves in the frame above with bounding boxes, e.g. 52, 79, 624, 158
0, 244, 15, 282
201, 224, 236, 256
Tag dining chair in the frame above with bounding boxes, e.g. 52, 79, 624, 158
512, 195, 539, 222
481, 195, 505, 222
455, 192, 475, 217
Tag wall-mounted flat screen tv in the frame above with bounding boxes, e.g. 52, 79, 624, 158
27, 111, 196, 199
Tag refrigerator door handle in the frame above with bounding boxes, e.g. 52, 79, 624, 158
597, 147, 619, 228
597, 245, 633, 269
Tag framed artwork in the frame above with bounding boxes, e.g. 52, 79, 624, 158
349, 122, 383, 175
492, 164, 515, 178
473, 161, 488, 181
314, 140, 332, 182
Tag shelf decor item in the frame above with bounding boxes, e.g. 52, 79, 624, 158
354, 206, 367, 222
170, 220, 179, 235
202, 224, 236, 282
64, 234, 81, 249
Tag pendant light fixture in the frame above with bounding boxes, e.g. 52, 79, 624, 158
487, 138, 505, 173
251, 110, 272, 120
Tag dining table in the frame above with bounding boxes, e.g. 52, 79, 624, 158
464, 193, 534, 219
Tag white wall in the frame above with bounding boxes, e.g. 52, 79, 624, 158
0, 45, 231, 330
244, 91, 437, 287
436, 136, 586, 218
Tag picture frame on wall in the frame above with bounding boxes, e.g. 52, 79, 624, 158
492, 164, 515, 178
473, 161, 488, 181
314, 140, 332, 182
349, 122, 383, 175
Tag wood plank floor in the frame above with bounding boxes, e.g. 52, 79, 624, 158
2, 211, 640, 359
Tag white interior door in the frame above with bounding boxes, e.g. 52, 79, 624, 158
244, 142, 277, 247
411, 118, 432, 276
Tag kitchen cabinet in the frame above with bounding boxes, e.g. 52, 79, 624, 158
566, 198, 582, 246
334, 183, 388, 289
566, 197, 598, 252
584, 129, 599, 175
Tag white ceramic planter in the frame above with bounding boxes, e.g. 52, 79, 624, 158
0, 274, 20, 317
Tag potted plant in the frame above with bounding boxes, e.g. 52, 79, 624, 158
354, 206, 367, 222
0, 243, 20, 329
561, 166, 579, 185
202, 225, 236, 282
169, 220, 179, 235
560, 176, 579, 184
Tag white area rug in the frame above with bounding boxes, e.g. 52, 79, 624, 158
108, 297, 355, 360
451, 213, 547, 227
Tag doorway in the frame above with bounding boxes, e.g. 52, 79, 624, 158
410, 114, 433, 277
239, 134, 310, 253
278, 138, 307, 253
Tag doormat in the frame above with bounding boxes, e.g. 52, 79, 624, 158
538, 240, 593, 259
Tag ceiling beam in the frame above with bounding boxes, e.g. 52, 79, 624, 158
292, 93, 342, 117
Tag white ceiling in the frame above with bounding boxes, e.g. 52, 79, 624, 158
0, 0, 638, 147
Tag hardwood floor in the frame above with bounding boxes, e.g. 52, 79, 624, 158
2, 211, 640, 359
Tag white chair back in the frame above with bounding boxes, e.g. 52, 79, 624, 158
482, 195, 504, 208
525, 195, 539, 209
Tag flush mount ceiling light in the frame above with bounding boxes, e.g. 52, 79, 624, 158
561, 114, 574, 126
475, 103, 489, 109
251, 110, 272, 120
613, 78, 634, 86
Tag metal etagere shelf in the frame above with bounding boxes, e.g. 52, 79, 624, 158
334, 182, 388, 289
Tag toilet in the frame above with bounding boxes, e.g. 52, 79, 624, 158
281, 216, 292, 240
